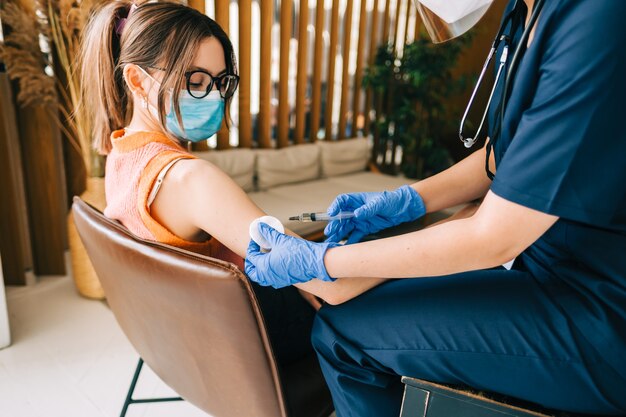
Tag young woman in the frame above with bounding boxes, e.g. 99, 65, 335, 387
80, 0, 384, 367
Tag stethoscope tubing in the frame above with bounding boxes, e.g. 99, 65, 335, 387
459, 0, 546, 154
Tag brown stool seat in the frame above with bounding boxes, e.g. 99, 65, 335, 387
401, 377, 599, 417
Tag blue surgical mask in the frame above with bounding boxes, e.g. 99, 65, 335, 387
164, 90, 224, 142
138, 66, 225, 142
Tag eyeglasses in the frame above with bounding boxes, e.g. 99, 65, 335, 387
149, 67, 239, 100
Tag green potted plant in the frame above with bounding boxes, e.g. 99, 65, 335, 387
364, 33, 473, 179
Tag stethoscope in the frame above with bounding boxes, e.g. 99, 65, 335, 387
458, 0, 545, 178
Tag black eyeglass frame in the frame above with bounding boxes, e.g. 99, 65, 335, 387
148, 66, 239, 100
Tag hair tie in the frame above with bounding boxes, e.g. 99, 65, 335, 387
115, 4, 138, 36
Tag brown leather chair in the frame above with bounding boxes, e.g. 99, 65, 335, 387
72, 197, 333, 417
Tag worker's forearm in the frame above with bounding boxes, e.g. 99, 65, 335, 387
411, 145, 492, 214
321, 190, 559, 284
324, 216, 508, 279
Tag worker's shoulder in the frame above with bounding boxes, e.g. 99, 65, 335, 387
541, 0, 626, 51
553, 0, 626, 20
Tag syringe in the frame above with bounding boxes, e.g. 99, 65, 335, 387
289, 211, 355, 222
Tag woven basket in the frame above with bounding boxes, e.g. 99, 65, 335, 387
69, 177, 106, 300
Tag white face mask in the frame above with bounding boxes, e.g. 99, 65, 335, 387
415, 0, 494, 43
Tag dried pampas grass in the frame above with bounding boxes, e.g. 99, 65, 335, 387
1, 0, 105, 176
0, 2, 56, 108
48, 0, 107, 176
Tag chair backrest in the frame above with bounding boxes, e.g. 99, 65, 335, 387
72, 197, 288, 417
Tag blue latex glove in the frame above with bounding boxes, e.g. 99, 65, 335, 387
324, 185, 426, 244
245, 222, 339, 288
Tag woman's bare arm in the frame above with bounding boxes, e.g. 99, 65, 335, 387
152, 158, 385, 305
153, 141, 496, 305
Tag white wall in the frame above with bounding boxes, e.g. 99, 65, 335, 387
0, 253, 11, 349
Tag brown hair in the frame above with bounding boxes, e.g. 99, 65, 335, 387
80, 0, 237, 154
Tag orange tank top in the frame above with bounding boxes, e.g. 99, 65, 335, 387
104, 129, 244, 269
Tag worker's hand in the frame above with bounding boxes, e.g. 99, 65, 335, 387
245, 222, 339, 289
324, 185, 426, 244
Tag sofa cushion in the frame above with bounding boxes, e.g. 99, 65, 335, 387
326, 171, 408, 192
194, 149, 256, 192
256, 144, 320, 190
318, 138, 371, 177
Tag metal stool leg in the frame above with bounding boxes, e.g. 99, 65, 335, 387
120, 358, 184, 417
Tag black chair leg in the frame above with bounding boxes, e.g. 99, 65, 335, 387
120, 358, 185, 417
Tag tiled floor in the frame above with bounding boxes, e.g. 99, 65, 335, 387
0, 274, 214, 417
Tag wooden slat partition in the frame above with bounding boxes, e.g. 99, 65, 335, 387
294, 0, 309, 143
277, 0, 293, 147
415, 7, 422, 39
238, 0, 253, 147
258, 0, 273, 148
181, 0, 502, 163
195, 0, 430, 149
309, 0, 325, 142
324, 0, 340, 141
337, 0, 354, 139
214, 0, 230, 149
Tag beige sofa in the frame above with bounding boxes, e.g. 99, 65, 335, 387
194, 138, 412, 237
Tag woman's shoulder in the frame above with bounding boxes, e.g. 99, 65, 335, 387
159, 156, 233, 191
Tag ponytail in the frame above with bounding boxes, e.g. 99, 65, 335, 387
80, 1, 134, 155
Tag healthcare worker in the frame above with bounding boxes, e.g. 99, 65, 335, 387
245, 0, 626, 415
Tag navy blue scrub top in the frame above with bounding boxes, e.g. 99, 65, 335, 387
485, 0, 626, 378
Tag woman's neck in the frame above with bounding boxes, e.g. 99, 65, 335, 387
125, 99, 163, 135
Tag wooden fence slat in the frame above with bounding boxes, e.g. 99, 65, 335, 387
215, 0, 230, 149
337, 0, 354, 139
0, 73, 33, 285
309, 0, 325, 142
364, 0, 380, 138
277, 0, 293, 147
238, 0, 252, 147
382, 0, 391, 45
188, 0, 209, 150
324, 0, 341, 141
392, 0, 402, 51
187, 0, 205, 14
351, 0, 368, 135
17, 104, 67, 275
294, 0, 310, 143
402, 0, 411, 49
258, 0, 273, 148
415, 4, 422, 39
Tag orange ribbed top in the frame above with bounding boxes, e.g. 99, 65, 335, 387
104, 129, 243, 269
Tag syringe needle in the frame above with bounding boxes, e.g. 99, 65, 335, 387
288, 211, 355, 222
